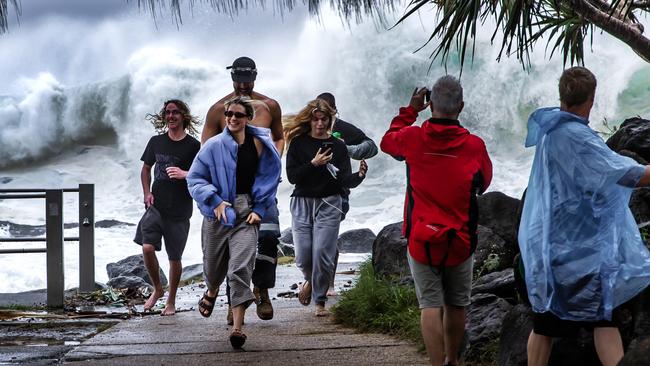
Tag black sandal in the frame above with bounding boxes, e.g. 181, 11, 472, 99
229, 328, 247, 349
198, 291, 217, 318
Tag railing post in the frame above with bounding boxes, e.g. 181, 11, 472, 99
78, 184, 95, 292
45, 190, 64, 308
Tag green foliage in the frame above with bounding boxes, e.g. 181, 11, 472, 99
332, 260, 423, 347
474, 253, 501, 279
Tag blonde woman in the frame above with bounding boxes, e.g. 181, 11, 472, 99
284, 99, 368, 316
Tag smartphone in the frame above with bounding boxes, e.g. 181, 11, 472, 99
321, 141, 334, 151
424, 89, 431, 103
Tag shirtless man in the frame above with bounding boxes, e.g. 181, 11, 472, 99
202, 56, 284, 322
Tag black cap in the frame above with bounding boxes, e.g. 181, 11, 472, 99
226, 56, 257, 83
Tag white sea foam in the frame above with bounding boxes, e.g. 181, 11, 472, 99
0, 4, 648, 292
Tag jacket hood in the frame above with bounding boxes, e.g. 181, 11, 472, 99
525, 107, 589, 147
421, 118, 470, 149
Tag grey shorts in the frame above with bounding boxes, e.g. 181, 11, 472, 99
407, 252, 473, 308
133, 206, 190, 261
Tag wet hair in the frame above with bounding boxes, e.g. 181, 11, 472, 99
283, 99, 336, 145
559, 67, 597, 108
224, 96, 255, 119
316, 92, 337, 111
431, 75, 463, 115
146, 99, 201, 137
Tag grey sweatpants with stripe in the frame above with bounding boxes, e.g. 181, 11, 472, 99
290, 195, 342, 304
201, 194, 258, 308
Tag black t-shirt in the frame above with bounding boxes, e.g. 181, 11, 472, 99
286, 134, 364, 197
332, 118, 367, 145
141, 134, 200, 220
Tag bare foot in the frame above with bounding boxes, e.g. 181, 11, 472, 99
315, 303, 330, 317
326, 287, 337, 296
161, 302, 176, 316
143, 289, 164, 311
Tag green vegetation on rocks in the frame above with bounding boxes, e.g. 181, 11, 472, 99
332, 260, 423, 348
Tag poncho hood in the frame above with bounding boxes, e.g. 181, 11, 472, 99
525, 107, 588, 147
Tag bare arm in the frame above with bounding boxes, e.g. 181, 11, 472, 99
267, 99, 285, 156
140, 163, 153, 208
202, 103, 225, 144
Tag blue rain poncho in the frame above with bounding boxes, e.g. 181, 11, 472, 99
519, 107, 650, 321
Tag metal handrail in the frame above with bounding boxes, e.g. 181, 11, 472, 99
0, 184, 95, 308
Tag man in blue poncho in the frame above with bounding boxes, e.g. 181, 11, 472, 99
519, 67, 650, 366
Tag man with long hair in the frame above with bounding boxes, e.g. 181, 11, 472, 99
134, 99, 201, 315
202, 56, 283, 322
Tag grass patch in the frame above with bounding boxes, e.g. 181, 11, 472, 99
331, 260, 422, 348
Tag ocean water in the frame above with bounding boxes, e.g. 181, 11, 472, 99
1, 2, 649, 293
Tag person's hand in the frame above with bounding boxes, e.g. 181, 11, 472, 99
213, 201, 232, 223
409, 87, 430, 113
144, 193, 154, 208
311, 148, 333, 167
358, 159, 368, 178
246, 212, 261, 225
166, 167, 187, 179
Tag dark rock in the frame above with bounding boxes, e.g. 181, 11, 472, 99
629, 188, 650, 225
0, 220, 46, 237
95, 219, 135, 228
478, 191, 521, 249
279, 228, 293, 245
180, 263, 203, 284
471, 268, 516, 302
278, 242, 295, 257
338, 228, 376, 253
106, 254, 167, 287
466, 293, 512, 347
606, 117, 650, 162
498, 304, 533, 366
474, 225, 515, 277
620, 336, 650, 366
372, 221, 410, 278
0, 177, 12, 184
107, 275, 151, 290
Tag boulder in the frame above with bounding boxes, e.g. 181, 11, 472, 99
466, 293, 512, 347
620, 337, 650, 366
471, 268, 516, 302
474, 225, 515, 277
337, 228, 376, 253
372, 221, 410, 278
95, 219, 136, 228
277, 242, 295, 257
279, 228, 293, 245
107, 275, 151, 290
478, 191, 521, 248
498, 304, 533, 366
606, 117, 650, 162
106, 254, 167, 287
180, 263, 203, 284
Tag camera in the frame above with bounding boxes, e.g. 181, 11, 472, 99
424, 89, 431, 103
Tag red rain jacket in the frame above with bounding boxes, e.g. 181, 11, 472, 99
381, 106, 493, 267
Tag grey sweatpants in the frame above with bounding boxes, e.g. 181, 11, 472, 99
201, 194, 258, 308
290, 195, 342, 304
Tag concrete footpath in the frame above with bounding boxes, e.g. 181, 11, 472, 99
61, 291, 428, 365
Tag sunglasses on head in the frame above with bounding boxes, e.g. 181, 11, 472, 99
224, 110, 248, 118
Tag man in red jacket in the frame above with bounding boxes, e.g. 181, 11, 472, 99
381, 76, 492, 366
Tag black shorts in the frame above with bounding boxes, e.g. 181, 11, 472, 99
533, 311, 617, 338
133, 206, 190, 261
